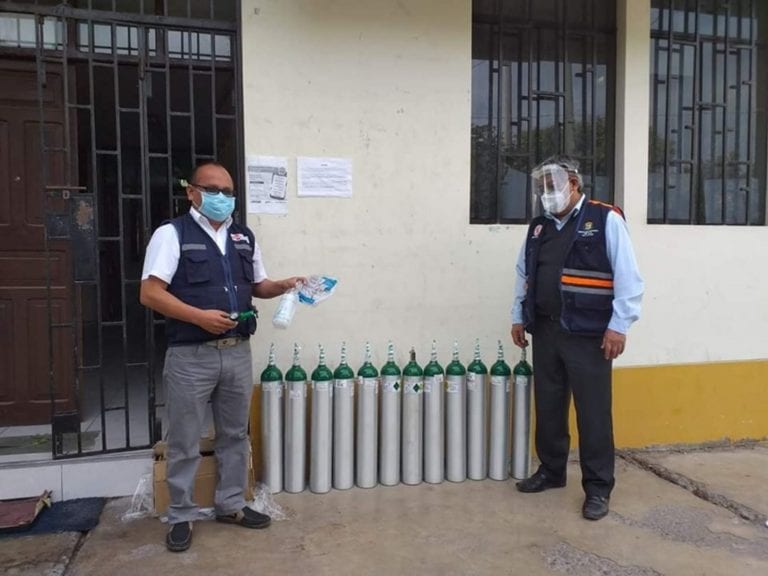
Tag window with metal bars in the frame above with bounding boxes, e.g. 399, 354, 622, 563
10, 1, 237, 21
649, 0, 767, 225
471, 0, 616, 224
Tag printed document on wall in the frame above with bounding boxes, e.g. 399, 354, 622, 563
297, 157, 352, 198
247, 155, 288, 214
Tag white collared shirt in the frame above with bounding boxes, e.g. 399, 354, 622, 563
141, 207, 268, 284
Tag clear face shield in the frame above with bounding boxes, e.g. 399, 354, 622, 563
531, 163, 573, 216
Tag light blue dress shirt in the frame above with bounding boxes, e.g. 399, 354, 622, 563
511, 195, 644, 334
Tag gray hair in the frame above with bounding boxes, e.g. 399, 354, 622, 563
535, 155, 583, 191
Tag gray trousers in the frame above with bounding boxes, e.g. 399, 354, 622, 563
163, 339, 253, 524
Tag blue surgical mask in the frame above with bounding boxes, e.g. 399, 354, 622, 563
198, 191, 235, 222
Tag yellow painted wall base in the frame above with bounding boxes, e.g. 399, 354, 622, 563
608, 360, 768, 448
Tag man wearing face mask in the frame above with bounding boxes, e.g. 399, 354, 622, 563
510, 156, 643, 521
140, 161, 304, 552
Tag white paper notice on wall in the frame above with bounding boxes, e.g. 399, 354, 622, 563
246, 155, 288, 215
297, 157, 352, 198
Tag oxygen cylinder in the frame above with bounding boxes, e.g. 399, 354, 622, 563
512, 347, 533, 480
467, 339, 488, 480
423, 340, 444, 484
379, 341, 402, 486
260, 343, 283, 494
445, 341, 467, 483
310, 345, 334, 494
356, 342, 379, 488
488, 340, 512, 481
333, 342, 355, 490
401, 348, 424, 485
284, 343, 308, 493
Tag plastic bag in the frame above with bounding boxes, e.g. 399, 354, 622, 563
248, 483, 287, 521
272, 276, 337, 329
297, 275, 338, 306
121, 473, 154, 522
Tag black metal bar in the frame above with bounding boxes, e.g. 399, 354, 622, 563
706, 5, 717, 223
720, 1, 729, 224
665, 1, 675, 222
555, 1, 563, 154
494, 2, 503, 223
590, 33, 597, 198
745, 0, 755, 223
690, 0, 701, 224
526, 5, 535, 218
210, 32, 217, 171
534, 27, 541, 162
732, 41, 743, 222
35, 15, 58, 459
110, 19, 133, 450
188, 31, 197, 173
517, 29, 529, 221
140, 22, 157, 445
650, 36, 660, 221
85, 16, 108, 455
673, 39, 685, 213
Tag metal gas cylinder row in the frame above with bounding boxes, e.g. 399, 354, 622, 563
260, 340, 532, 494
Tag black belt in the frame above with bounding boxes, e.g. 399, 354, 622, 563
536, 313, 561, 323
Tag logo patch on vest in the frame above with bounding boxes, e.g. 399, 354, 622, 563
532, 224, 543, 239
577, 221, 600, 238
230, 233, 249, 244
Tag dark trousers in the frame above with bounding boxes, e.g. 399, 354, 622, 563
531, 317, 615, 498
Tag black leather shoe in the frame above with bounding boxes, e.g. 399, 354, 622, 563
166, 521, 192, 552
216, 506, 271, 529
515, 469, 567, 493
582, 495, 610, 520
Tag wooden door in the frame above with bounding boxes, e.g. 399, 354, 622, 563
0, 59, 75, 426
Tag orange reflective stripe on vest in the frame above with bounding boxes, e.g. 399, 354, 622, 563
560, 274, 614, 289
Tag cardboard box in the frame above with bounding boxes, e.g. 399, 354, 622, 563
153, 437, 254, 514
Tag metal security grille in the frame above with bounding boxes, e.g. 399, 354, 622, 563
649, 0, 767, 225
471, 0, 616, 224
0, 0, 242, 458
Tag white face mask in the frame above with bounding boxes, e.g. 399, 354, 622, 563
540, 186, 573, 215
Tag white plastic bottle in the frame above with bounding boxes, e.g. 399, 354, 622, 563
272, 289, 298, 329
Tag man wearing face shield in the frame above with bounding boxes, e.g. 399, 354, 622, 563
510, 156, 643, 521
140, 161, 305, 551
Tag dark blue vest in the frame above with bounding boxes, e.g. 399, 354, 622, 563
523, 200, 622, 336
165, 214, 257, 346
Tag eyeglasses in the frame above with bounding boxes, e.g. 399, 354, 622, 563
189, 183, 236, 198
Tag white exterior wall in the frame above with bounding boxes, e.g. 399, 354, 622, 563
241, 0, 768, 371
617, 0, 768, 365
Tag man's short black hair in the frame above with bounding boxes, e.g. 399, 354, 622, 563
189, 160, 228, 184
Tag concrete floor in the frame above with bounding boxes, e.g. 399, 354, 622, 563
3, 446, 768, 576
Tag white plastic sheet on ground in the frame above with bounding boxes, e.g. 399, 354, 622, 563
120, 475, 287, 523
